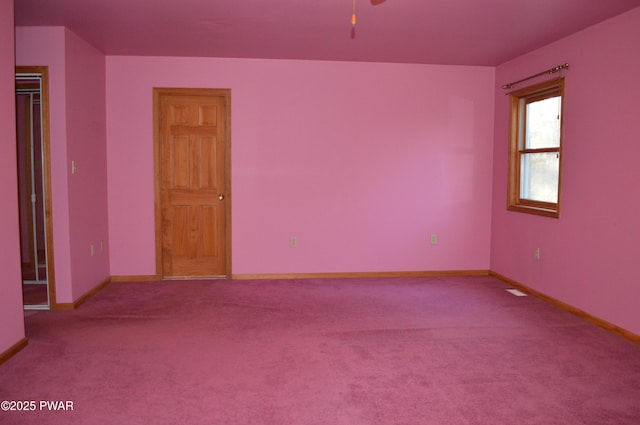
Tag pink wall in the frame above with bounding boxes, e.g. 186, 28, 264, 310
15, 27, 110, 303
106, 58, 495, 276
0, 0, 26, 354
491, 7, 640, 335
64, 29, 110, 299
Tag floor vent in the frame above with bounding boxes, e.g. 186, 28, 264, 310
506, 288, 528, 297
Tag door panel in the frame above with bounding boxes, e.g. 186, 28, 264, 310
157, 90, 229, 277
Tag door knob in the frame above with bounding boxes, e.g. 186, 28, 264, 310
218, 193, 225, 201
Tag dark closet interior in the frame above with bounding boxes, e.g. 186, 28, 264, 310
16, 72, 49, 309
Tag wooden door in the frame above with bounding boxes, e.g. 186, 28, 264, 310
155, 89, 230, 278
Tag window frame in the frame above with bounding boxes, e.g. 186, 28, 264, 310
507, 77, 565, 218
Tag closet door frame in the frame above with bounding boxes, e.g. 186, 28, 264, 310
16, 66, 57, 309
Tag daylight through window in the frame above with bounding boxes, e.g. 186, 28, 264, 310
508, 78, 564, 218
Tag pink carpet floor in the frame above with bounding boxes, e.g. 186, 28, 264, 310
1, 276, 639, 424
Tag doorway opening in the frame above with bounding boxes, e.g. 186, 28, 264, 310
16, 66, 56, 310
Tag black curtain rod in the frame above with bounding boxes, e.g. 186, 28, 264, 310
501, 63, 569, 90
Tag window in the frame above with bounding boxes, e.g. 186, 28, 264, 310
508, 77, 564, 218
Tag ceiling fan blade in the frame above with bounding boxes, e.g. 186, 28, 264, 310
370, 0, 387, 5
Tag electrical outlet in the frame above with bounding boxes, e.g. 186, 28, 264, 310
534, 247, 540, 260
290, 237, 297, 248
430, 234, 437, 245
